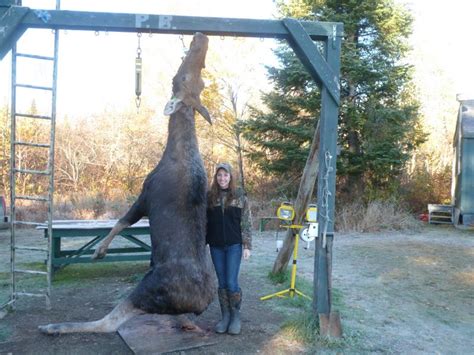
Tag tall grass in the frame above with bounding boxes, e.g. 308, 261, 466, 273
336, 200, 421, 232
11, 192, 134, 223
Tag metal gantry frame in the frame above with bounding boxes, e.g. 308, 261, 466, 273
0, 2, 342, 316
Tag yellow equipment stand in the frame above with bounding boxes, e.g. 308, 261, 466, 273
260, 225, 311, 301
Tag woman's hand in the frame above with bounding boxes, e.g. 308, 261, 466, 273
243, 248, 251, 260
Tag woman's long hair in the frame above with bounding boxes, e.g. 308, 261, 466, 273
208, 168, 236, 207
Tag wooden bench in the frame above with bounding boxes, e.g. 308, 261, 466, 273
38, 219, 151, 277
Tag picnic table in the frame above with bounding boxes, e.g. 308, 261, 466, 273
37, 219, 151, 277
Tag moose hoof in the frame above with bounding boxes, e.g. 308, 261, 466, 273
176, 315, 204, 333
38, 324, 60, 335
92, 247, 107, 260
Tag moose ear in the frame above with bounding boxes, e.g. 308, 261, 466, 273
197, 105, 212, 124
164, 97, 183, 116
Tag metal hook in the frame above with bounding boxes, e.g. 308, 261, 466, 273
179, 35, 188, 59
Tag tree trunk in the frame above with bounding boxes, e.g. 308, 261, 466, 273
236, 133, 245, 191
272, 119, 320, 274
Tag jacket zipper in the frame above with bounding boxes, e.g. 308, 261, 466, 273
220, 194, 226, 246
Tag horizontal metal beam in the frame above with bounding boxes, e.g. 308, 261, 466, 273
18, 8, 343, 40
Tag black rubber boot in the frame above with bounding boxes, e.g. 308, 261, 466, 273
227, 289, 242, 335
215, 288, 231, 334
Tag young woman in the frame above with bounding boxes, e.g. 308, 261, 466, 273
206, 162, 252, 335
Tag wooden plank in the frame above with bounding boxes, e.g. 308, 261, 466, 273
37, 218, 150, 230
20, 9, 342, 39
428, 204, 453, 213
53, 253, 150, 265
60, 247, 149, 256
314, 24, 342, 315
1, 6, 343, 60
0, 5, 28, 59
119, 314, 217, 354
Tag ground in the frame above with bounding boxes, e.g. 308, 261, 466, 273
0, 224, 473, 354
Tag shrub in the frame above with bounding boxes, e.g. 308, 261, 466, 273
336, 200, 421, 232
400, 165, 451, 213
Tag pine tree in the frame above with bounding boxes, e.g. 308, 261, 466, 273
243, 0, 426, 197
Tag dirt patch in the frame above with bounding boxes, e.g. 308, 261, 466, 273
0, 224, 473, 354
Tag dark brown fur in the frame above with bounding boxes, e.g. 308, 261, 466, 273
39, 33, 216, 334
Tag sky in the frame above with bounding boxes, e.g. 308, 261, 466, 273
0, 0, 279, 117
396, 0, 474, 148
0, 0, 473, 120
403, 0, 474, 96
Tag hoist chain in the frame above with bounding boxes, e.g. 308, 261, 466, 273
321, 150, 334, 248
135, 33, 142, 111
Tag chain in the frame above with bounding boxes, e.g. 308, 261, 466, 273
321, 150, 333, 248
135, 33, 142, 111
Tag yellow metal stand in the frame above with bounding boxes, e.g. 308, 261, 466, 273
260, 225, 311, 301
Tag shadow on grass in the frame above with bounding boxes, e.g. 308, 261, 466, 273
0, 261, 149, 292
52, 261, 149, 285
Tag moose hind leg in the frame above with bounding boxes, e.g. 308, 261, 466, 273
39, 299, 144, 334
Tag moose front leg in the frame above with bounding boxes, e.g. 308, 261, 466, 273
92, 220, 130, 259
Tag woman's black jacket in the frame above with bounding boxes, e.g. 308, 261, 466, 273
206, 189, 252, 249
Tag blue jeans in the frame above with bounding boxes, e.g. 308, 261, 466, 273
210, 243, 242, 293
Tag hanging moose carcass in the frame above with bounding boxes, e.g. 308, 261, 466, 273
39, 32, 216, 334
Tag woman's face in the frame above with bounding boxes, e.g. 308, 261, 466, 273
216, 169, 231, 189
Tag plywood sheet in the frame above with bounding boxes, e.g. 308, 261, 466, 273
118, 314, 216, 354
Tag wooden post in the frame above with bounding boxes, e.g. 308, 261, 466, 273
314, 27, 341, 316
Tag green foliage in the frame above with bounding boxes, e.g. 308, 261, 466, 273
267, 269, 290, 284
243, 47, 319, 180
243, 0, 426, 198
0, 323, 12, 343
280, 286, 352, 349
